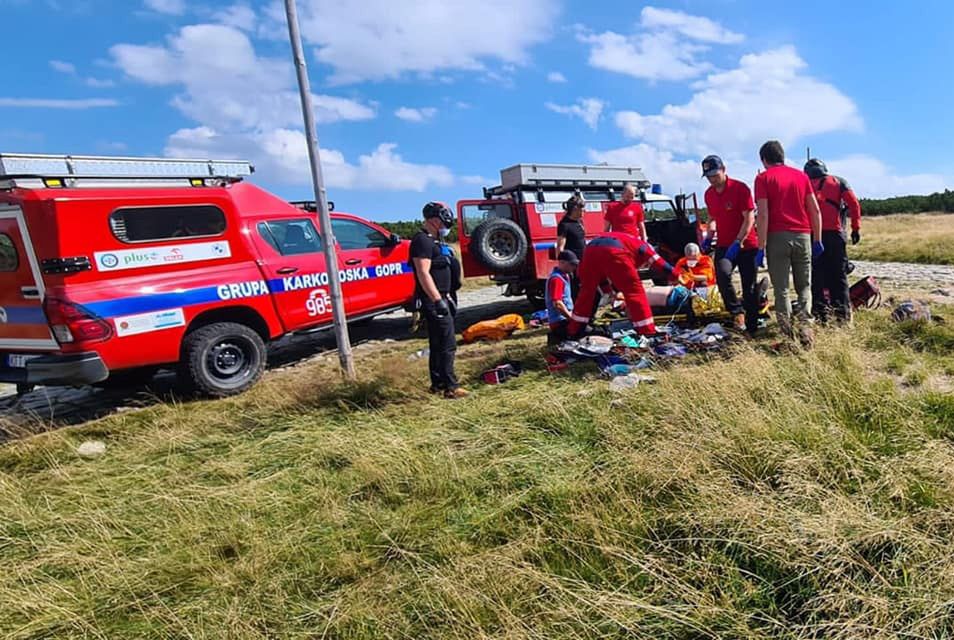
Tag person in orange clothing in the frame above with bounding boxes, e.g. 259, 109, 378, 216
568, 232, 678, 337
603, 183, 648, 240
673, 243, 716, 290
804, 158, 862, 323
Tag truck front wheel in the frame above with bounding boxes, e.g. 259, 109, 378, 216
180, 322, 266, 397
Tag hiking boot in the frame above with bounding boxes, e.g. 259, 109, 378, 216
428, 386, 445, 395
444, 387, 469, 400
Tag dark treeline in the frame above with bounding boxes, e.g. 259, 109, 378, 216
379, 220, 459, 242
860, 189, 954, 216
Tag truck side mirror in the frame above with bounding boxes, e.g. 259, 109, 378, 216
386, 232, 401, 247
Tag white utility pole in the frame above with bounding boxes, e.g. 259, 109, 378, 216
283, 0, 356, 379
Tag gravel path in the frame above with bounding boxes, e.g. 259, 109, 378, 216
851, 260, 954, 287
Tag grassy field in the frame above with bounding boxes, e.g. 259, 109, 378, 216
852, 212, 954, 265
3, 305, 954, 638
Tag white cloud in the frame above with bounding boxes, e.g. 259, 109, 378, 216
0, 98, 119, 109
262, 0, 559, 84
395, 107, 437, 123
165, 127, 455, 191
144, 0, 185, 15
545, 98, 605, 130
824, 155, 953, 199
613, 47, 863, 157
588, 142, 722, 197
85, 77, 116, 88
577, 7, 743, 82
110, 24, 375, 129
547, 71, 567, 83
461, 175, 492, 185
49, 60, 76, 75
218, 3, 255, 31
640, 7, 744, 44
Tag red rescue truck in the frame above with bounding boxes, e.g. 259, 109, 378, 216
0, 153, 417, 396
456, 163, 705, 306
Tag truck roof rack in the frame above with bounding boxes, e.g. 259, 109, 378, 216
484, 163, 652, 198
290, 200, 334, 213
0, 152, 254, 189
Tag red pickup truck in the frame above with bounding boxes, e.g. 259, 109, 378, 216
0, 153, 416, 396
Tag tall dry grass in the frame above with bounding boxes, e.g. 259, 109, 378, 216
2, 310, 954, 638
853, 213, 954, 265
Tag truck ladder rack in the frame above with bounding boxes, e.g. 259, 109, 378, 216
0, 152, 254, 189
485, 163, 652, 198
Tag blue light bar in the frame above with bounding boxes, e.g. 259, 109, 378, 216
651, 183, 662, 194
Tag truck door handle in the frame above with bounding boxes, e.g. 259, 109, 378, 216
20, 286, 40, 299
277, 267, 298, 275
345, 258, 362, 266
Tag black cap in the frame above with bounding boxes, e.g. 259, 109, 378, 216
558, 250, 579, 265
701, 155, 725, 177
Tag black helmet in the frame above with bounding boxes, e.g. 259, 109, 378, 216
423, 201, 454, 228
804, 158, 828, 180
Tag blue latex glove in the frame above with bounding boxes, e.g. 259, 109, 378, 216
701, 236, 713, 253
812, 240, 825, 258
755, 248, 765, 268
725, 240, 741, 262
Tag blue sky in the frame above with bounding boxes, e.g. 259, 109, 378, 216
1, 0, 953, 221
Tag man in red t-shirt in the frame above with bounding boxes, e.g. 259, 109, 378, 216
701, 154, 759, 333
754, 140, 823, 342
603, 183, 647, 240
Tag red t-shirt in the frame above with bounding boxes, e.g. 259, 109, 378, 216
704, 177, 757, 249
754, 165, 813, 234
604, 201, 644, 238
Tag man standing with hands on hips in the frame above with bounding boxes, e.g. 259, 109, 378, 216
701, 155, 760, 334
754, 140, 824, 345
411, 202, 468, 399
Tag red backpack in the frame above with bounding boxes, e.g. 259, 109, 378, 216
849, 275, 882, 310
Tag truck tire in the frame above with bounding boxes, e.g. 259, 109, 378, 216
180, 322, 266, 397
470, 218, 528, 273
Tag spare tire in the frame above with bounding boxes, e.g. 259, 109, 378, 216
470, 218, 528, 272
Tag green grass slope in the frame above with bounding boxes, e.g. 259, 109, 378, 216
2, 309, 954, 639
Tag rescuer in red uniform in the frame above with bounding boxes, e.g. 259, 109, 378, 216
568, 232, 678, 337
804, 158, 862, 323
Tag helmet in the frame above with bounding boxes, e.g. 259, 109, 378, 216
423, 201, 454, 228
804, 158, 828, 180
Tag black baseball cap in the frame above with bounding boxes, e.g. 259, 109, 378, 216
701, 155, 725, 177
558, 250, 580, 265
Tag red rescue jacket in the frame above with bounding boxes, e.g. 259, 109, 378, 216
812, 175, 861, 233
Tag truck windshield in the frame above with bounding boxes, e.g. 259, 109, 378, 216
462, 203, 512, 236
644, 200, 677, 222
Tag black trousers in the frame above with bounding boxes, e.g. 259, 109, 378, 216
421, 297, 459, 390
812, 230, 850, 321
715, 247, 759, 332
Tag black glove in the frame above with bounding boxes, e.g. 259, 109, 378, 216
851, 230, 860, 245
433, 298, 451, 318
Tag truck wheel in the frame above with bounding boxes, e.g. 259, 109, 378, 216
180, 322, 266, 397
526, 282, 546, 310
470, 218, 528, 273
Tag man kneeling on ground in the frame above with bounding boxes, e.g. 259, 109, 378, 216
545, 250, 579, 345
568, 232, 678, 337
674, 242, 716, 292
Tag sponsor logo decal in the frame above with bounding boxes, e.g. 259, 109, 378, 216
94, 241, 232, 272
114, 308, 186, 337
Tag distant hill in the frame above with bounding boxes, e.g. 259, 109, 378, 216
861, 189, 954, 216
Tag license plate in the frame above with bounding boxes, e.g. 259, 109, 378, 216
6, 354, 39, 368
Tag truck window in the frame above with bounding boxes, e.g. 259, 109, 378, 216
644, 201, 677, 222
462, 203, 512, 235
0, 233, 17, 271
331, 218, 388, 250
258, 219, 323, 256
110, 205, 226, 243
